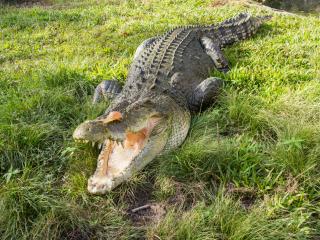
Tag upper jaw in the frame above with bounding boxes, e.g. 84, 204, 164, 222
72, 120, 127, 144
72, 111, 165, 144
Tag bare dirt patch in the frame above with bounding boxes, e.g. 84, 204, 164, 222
124, 183, 167, 226
166, 181, 208, 210
226, 182, 257, 209
127, 203, 166, 226
210, 0, 230, 7
125, 180, 208, 226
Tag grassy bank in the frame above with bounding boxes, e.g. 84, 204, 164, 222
1, 0, 320, 239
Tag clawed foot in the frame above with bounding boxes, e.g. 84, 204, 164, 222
189, 77, 224, 112
87, 175, 114, 194
218, 66, 230, 73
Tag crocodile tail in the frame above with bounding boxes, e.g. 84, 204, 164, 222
212, 13, 272, 47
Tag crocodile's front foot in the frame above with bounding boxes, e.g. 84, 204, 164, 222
87, 175, 114, 194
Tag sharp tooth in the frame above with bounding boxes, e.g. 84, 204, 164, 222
97, 160, 102, 167
92, 142, 95, 147
98, 143, 102, 150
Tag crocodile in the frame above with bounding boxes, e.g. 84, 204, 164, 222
73, 13, 271, 194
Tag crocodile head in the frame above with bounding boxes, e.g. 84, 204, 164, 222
73, 94, 190, 194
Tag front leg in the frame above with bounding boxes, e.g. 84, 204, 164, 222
92, 80, 122, 104
189, 77, 224, 112
201, 36, 230, 73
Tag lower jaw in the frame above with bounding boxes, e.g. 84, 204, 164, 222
87, 134, 168, 194
87, 129, 149, 194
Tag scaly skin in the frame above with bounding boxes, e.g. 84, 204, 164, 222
73, 13, 271, 194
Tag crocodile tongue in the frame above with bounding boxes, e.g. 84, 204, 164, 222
87, 116, 161, 194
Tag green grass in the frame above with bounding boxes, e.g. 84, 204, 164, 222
1, 0, 320, 239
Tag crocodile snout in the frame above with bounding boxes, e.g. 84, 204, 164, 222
88, 175, 114, 194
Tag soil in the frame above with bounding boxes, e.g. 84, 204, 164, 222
124, 183, 166, 226
127, 203, 167, 226
226, 182, 257, 209
125, 180, 207, 226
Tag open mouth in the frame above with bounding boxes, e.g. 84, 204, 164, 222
88, 128, 149, 194
74, 113, 163, 194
